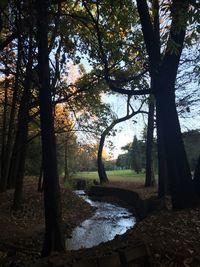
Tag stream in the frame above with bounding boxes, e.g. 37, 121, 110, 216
65, 190, 136, 250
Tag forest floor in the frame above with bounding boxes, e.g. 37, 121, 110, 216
1, 178, 200, 266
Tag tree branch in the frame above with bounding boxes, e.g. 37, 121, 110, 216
136, 0, 160, 70
107, 81, 151, 96
162, 0, 190, 84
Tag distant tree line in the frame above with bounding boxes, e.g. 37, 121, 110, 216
116, 130, 200, 174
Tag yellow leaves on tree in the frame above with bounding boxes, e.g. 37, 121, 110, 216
54, 104, 74, 133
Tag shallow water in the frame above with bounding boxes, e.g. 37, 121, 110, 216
65, 190, 136, 250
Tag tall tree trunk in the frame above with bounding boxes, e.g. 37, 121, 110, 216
193, 156, 200, 197
12, 133, 28, 210
36, 0, 65, 256
7, 137, 21, 189
136, 0, 199, 209
64, 138, 69, 182
97, 133, 109, 184
156, 113, 169, 198
1, 37, 21, 191
12, 35, 33, 210
97, 97, 138, 184
38, 163, 44, 192
0, 75, 9, 192
145, 95, 155, 187
155, 78, 198, 208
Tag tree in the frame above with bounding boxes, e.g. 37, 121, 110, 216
131, 136, 146, 173
36, 0, 65, 256
77, 143, 98, 171
116, 153, 130, 169
0, 74, 11, 191
145, 95, 156, 187
97, 96, 143, 183
136, 0, 199, 208
54, 104, 79, 180
0, 1, 26, 192
0, 1, 17, 51
12, 32, 33, 210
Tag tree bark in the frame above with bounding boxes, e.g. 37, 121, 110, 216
155, 77, 198, 208
156, 113, 169, 198
12, 34, 33, 210
64, 138, 69, 182
38, 164, 44, 192
2, 39, 21, 191
97, 133, 109, 184
145, 95, 155, 187
193, 156, 200, 197
36, 0, 65, 256
0, 75, 9, 192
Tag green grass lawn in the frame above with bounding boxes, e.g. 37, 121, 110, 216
73, 169, 145, 183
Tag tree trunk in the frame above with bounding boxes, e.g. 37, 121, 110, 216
36, 0, 65, 256
97, 133, 109, 184
8, 91, 29, 208
0, 76, 9, 192
12, 35, 33, 210
156, 113, 169, 198
38, 164, 44, 192
155, 76, 198, 209
193, 156, 200, 197
64, 138, 69, 182
97, 96, 139, 184
2, 79, 19, 191
12, 135, 28, 210
145, 95, 155, 187
136, 0, 199, 209
1, 38, 21, 191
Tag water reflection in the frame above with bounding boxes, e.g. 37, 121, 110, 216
65, 190, 136, 250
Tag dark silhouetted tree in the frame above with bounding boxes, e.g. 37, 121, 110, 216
36, 0, 65, 256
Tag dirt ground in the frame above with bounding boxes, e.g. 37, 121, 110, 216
0, 178, 94, 266
1, 178, 200, 266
